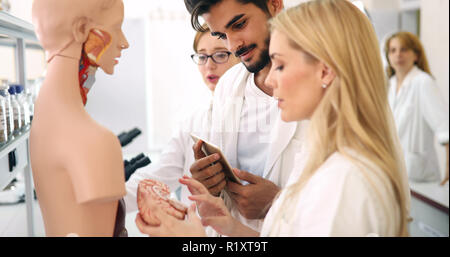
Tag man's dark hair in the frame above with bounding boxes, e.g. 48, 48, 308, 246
184, 0, 270, 32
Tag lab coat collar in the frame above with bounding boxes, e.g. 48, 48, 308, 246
395, 65, 421, 96
262, 116, 298, 178
210, 65, 249, 168
402, 65, 421, 86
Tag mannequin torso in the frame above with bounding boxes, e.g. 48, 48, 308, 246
30, 56, 126, 236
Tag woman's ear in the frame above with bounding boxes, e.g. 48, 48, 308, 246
321, 63, 336, 86
72, 17, 92, 43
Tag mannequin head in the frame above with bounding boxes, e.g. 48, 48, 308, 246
32, 0, 129, 74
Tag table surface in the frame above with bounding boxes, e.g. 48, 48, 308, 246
409, 181, 449, 210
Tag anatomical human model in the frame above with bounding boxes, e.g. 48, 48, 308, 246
30, 0, 129, 236
137, 179, 188, 226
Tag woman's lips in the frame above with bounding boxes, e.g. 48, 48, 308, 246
207, 75, 219, 83
274, 96, 284, 108
278, 99, 284, 108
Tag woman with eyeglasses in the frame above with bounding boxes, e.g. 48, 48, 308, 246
124, 25, 238, 236
192, 25, 239, 92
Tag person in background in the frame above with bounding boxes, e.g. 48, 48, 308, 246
192, 25, 239, 92
385, 31, 449, 185
135, 0, 411, 237
124, 26, 238, 225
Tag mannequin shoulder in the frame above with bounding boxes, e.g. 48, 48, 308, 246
64, 122, 124, 175
75, 118, 122, 153
47, 113, 122, 159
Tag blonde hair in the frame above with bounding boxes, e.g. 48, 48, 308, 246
269, 0, 409, 236
384, 31, 432, 78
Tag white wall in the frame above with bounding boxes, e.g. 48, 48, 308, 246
7, 0, 32, 23
0, 46, 16, 82
420, 0, 449, 178
144, 11, 209, 150
420, 0, 449, 103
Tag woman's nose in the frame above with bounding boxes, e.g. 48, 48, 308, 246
205, 57, 217, 69
265, 70, 276, 89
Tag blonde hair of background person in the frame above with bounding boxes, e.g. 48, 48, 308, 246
384, 31, 432, 78
267, 0, 409, 236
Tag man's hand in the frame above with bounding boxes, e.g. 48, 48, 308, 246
190, 140, 227, 196
227, 169, 280, 219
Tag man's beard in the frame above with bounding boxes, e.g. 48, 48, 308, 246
235, 37, 270, 74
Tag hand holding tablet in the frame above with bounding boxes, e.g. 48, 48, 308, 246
190, 134, 242, 185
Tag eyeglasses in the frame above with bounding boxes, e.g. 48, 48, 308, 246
191, 51, 232, 65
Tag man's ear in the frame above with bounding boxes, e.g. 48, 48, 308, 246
72, 17, 92, 43
321, 63, 336, 86
268, 0, 284, 16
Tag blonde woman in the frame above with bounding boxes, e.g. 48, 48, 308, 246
135, 0, 410, 237
385, 31, 449, 185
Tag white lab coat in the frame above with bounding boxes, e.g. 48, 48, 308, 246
208, 63, 305, 235
388, 66, 449, 182
261, 149, 403, 236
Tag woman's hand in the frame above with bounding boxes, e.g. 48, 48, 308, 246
179, 176, 238, 236
135, 196, 206, 237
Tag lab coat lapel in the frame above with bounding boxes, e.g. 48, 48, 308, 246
395, 66, 420, 100
262, 116, 298, 178
210, 66, 250, 168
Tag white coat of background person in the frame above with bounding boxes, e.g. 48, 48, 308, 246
385, 31, 449, 185
124, 28, 239, 214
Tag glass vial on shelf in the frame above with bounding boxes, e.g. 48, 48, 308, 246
14, 85, 30, 130
0, 95, 7, 145
25, 87, 35, 122
8, 86, 22, 135
0, 83, 14, 139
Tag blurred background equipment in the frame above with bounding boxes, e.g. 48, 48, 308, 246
118, 127, 141, 147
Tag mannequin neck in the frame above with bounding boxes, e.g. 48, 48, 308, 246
44, 54, 84, 108
42, 40, 89, 106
